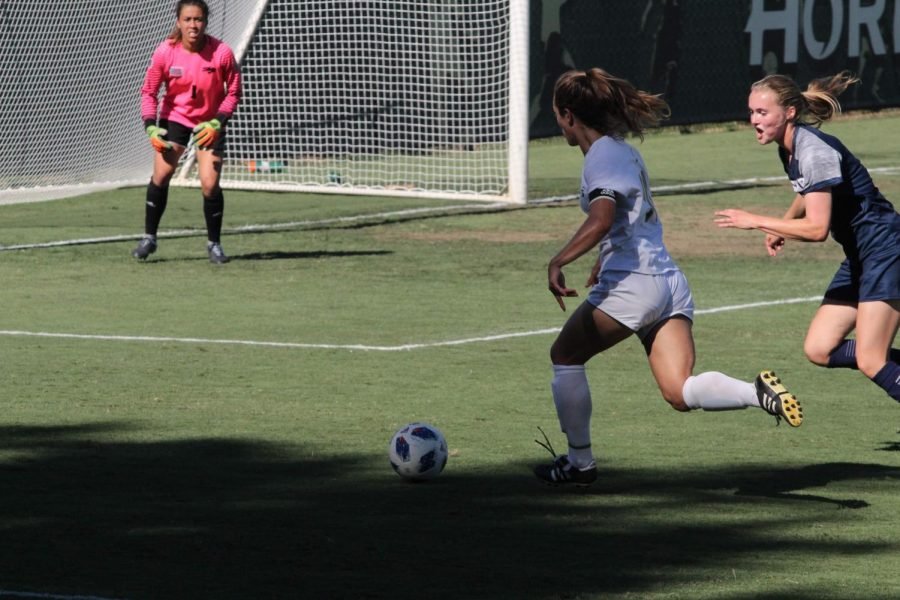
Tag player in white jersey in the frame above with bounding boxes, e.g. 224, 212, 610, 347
535, 68, 802, 487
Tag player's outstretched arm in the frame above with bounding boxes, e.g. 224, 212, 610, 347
715, 191, 831, 243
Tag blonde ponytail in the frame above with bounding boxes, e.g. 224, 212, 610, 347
751, 71, 859, 127
802, 71, 860, 125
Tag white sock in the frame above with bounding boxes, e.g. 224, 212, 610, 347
682, 372, 757, 411
551, 364, 594, 468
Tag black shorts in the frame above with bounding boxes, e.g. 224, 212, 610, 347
159, 119, 226, 154
824, 252, 900, 303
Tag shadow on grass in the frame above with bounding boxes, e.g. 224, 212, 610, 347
140, 249, 393, 264
729, 462, 896, 508
877, 432, 900, 452
0, 424, 897, 600
233, 249, 393, 261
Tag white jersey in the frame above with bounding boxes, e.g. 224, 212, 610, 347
579, 136, 678, 275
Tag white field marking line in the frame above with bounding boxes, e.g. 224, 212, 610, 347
693, 295, 821, 314
0, 590, 126, 600
530, 165, 900, 204
0, 296, 820, 352
8, 166, 900, 252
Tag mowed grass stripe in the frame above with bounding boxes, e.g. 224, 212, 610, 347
0, 296, 821, 351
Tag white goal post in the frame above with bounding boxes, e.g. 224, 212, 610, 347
0, 0, 529, 205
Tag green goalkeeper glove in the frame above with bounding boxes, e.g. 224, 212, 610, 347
146, 125, 172, 153
192, 118, 221, 149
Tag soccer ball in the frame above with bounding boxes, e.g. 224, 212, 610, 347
388, 422, 448, 481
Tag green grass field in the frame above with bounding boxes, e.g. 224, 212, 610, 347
1, 114, 898, 600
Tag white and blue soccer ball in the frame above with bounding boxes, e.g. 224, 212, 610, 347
388, 422, 448, 481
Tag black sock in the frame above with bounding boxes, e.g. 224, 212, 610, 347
826, 339, 900, 369
144, 181, 169, 238
872, 362, 900, 402
203, 189, 224, 244
145, 181, 169, 237
826, 339, 858, 369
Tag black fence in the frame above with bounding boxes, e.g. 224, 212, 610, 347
529, 0, 900, 138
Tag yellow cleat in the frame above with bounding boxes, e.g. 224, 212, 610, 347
755, 370, 803, 427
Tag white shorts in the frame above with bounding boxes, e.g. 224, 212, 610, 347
586, 269, 695, 340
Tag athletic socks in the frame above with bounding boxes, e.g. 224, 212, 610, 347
566, 444, 594, 469
144, 181, 169, 236
826, 339, 858, 369
143, 184, 227, 253
826, 339, 900, 369
203, 189, 225, 243
827, 340, 900, 400
551, 364, 594, 468
550, 367, 760, 465
871, 361, 900, 402
682, 371, 758, 411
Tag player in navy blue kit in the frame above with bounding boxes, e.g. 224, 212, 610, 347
534, 68, 802, 487
716, 72, 900, 405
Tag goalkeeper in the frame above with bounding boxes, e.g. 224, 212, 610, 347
135, 0, 242, 264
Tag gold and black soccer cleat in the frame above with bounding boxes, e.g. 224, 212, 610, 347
755, 370, 803, 427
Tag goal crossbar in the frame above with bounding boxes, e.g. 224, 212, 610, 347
1, 0, 529, 205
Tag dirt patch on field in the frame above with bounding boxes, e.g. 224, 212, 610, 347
659, 202, 845, 260
372, 196, 848, 261
662, 213, 766, 257
378, 229, 559, 243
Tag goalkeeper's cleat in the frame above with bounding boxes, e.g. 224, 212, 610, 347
192, 118, 221, 149
755, 370, 803, 427
534, 455, 597, 487
146, 125, 172, 153
131, 236, 157, 260
207, 242, 230, 264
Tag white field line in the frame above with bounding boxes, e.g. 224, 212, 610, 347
0, 202, 509, 251
6, 165, 900, 252
487, 165, 900, 205
0, 296, 820, 352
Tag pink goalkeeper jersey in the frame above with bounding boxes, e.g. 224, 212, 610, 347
140, 35, 242, 128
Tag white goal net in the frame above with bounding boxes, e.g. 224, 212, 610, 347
0, 0, 529, 205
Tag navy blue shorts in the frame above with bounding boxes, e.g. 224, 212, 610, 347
824, 251, 900, 302
159, 119, 226, 154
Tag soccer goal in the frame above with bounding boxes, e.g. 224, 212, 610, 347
0, 0, 529, 205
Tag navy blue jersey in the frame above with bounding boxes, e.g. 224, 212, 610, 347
779, 124, 900, 262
